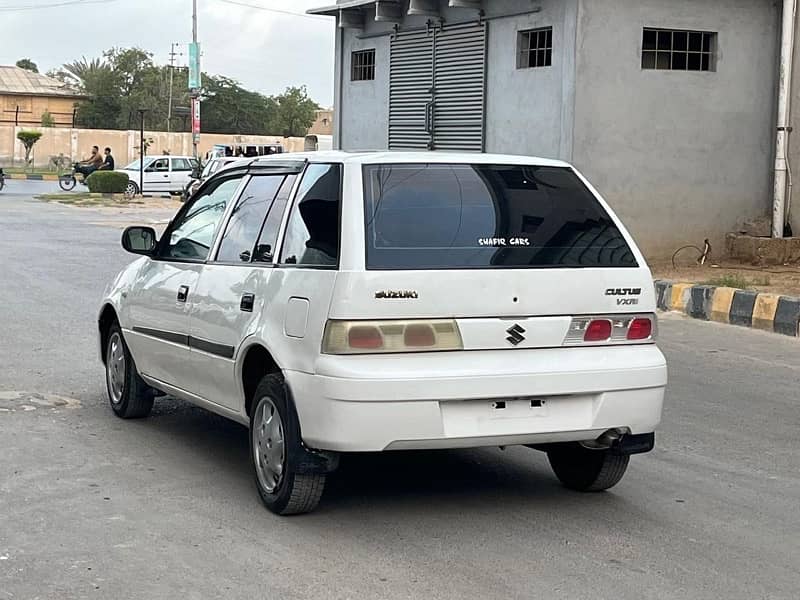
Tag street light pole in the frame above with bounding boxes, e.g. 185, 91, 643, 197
137, 109, 147, 195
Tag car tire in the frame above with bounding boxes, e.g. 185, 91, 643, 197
125, 181, 139, 196
547, 443, 630, 492
105, 322, 154, 419
250, 374, 325, 515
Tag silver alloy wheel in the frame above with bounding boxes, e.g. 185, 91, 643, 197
253, 397, 286, 493
125, 181, 138, 196
106, 332, 125, 405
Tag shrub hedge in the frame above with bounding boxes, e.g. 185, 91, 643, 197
86, 170, 129, 194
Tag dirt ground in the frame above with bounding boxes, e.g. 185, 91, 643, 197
650, 260, 800, 297
35, 193, 181, 233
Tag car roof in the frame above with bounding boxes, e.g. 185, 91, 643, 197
142, 155, 194, 160
249, 150, 571, 168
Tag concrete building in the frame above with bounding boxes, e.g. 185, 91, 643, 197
309, 0, 796, 257
0, 66, 84, 128
309, 108, 335, 136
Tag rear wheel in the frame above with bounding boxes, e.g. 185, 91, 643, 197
250, 374, 325, 515
547, 443, 629, 492
105, 322, 154, 419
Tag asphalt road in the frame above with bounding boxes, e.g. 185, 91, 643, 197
1, 184, 799, 600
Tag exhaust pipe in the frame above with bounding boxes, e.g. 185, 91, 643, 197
580, 429, 623, 450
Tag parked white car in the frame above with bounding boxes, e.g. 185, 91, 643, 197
118, 155, 200, 196
99, 151, 667, 515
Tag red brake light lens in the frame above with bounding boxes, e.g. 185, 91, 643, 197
348, 325, 383, 349
403, 323, 436, 347
627, 317, 653, 340
584, 319, 612, 342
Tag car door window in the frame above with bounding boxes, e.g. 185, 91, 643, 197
162, 176, 244, 261
253, 175, 296, 263
216, 175, 285, 263
171, 158, 192, 171
279, 164, 341, 267
150, 158, 169, 172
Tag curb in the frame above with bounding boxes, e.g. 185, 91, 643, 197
36, 192, 135, 201
7, 173, 59, 181
655, 280, 800, 337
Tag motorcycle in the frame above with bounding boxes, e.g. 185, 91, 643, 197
58, 163, 90, 191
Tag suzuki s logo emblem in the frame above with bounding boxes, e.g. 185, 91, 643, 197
506, 324, 526, 346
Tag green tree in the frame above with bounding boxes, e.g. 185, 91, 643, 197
104, 48, 164, 129
55, 57, 122, 129
61, 56, 108, 84
17, 130, 43, 167
41, 111, 55, 127
50, 47, 322, 136
201, 75, 278, 135
16, 58, 38, 73
271, 86, 319, 137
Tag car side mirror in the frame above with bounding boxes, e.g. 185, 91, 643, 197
122, 226, 158, 256
191, 166, 201, 179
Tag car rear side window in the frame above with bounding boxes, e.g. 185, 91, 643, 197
171, 158, 192, 171
279, 164, 341, 267
215, 175, 285, 263
253, 175, 296, 263
363, 164, 637, 269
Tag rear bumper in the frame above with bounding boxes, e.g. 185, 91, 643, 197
286, 345, 667, 452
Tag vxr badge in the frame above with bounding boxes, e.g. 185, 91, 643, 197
506, 324, 526, 346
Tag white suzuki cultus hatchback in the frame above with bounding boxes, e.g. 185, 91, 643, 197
99, 152, 667, 515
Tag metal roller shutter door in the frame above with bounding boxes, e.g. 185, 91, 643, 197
433, 22, 486, 152
389, 29, 433, 150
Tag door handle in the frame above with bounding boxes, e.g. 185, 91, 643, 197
424, 100, 434, 133
240, 293, 255, 312
177, 285, 189, 302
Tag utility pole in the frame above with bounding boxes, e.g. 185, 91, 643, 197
166, 43, 182, 133
190, 0, 200, 159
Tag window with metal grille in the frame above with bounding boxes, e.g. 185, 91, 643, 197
642, 28, 716, 71
351, 49, 376, 81
517, 27, 553, 69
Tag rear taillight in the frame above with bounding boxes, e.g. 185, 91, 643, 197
323, 320, 463, 354
564, 314, 656, 346
347, 325, 383, 349
627, 317, 653, 340
584, 319, 612, 342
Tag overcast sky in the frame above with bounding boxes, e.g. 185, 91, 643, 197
0, 0, 336, 106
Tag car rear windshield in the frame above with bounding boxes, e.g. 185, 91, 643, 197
363, 163, 637, 270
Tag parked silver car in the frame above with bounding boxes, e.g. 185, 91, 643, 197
181, 157, 241, 201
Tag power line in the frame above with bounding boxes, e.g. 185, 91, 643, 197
0, 0, 117, 11
216, 0, 330, 20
